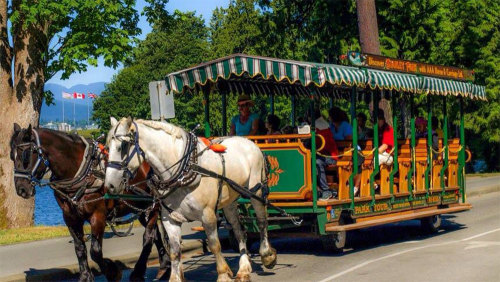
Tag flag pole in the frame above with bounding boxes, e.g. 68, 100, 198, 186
62, 99, 65, 124
73, 98, 75, 129
87, 96, 89, 128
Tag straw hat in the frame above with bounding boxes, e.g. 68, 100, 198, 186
237, 94, 254, 106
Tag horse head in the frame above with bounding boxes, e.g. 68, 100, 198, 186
10, 123, 46, 199
105, 117, 143, 194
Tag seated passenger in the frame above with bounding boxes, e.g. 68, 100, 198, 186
377, 110, 394, 165
329, 106, 352, 141
230, 94, 259, 136
266, 114, 281, 135
357, 112, 373, 141
415, 117, 427, 138
306, 108, 339, 200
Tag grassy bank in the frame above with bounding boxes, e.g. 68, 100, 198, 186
466, 172, 500, 177
0, 221, 141, 246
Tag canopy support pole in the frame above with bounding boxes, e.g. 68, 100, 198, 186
369, 90, 380, 205
222, 90, 227, 136
291, 94, 296, 127
349, 87, 358, 209
407, 93, 415, 200
203, 87, 211, 138
425, 95, 432, 195
389, 91, 399, 202
310, 92, 317, 212
440, 96, 449, 193
270, 92, 275, 115
459, 97, 466, 203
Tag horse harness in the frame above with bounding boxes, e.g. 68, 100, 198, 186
115, 123, 301, 224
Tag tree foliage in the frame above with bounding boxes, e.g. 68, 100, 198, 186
94, 0, 499, 170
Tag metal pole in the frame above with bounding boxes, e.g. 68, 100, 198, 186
222, 90, 227, 136
349, 87, 358, 209
203, 88, 211, 138
270, 92, 275, 115
310, 92, 317, 212
459, 97, 466, 202
440, 96, 449, 192
425, 95, 432, 194
389, 91, 399, 201
408, 93, 415, 200
369, 90, 380, 204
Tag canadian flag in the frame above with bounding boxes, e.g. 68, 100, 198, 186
73, 92, 85, 99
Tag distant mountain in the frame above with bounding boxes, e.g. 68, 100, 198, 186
40, 82, 106, 123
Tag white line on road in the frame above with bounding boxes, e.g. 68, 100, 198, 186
318, 227, 500, 282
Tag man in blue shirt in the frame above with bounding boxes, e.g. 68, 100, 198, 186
329, 107, 353, 141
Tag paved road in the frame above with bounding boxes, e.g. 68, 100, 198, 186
109, 181, 500, 281
1, 176, 499, 281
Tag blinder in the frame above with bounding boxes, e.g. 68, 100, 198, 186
106, 122, 145, 184
13, 129, 50, 187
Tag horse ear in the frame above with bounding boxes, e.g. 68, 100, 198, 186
110, 117, 118, 127
27, 124, 32, 132
125, 116, 133, 128
14, 123, 21, 133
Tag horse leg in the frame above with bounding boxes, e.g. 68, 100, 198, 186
153, 214, 171, 280
130, 214, 153, 281
223, 202, 252, 282
202, 208, 233, 282
162, 216, 184, 282
250, 197, 277, 269
66, 219, 94, 282
89, 213, 122, 281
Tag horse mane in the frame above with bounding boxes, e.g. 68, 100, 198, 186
135, 120, 184, 139
38, 128, 83, 143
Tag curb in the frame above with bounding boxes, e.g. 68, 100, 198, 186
467, 184, 500, 198
0, 240, 207, 282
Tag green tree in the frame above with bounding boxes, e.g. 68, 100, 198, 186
0, 0, 147, 228
93, 11, 210, 132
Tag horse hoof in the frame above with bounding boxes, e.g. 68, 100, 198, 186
130, 270, 145, 282
235, 273, 251, 282
155, 267, 171, 280
104, 259, 122, 281
216, 273, 233, 282
79, 272, 94, 282
261, 248, 277, 269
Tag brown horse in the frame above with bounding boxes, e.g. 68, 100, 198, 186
10, 124, 170, 282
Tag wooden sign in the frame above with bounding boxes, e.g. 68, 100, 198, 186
347, 51, 474, 81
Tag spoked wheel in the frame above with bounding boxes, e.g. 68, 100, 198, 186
321, 230, 346, 253
109, 220, 134, 237
420, 215, 442, 233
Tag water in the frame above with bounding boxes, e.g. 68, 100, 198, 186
34, 186, 65, 226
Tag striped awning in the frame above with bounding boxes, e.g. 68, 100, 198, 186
165, 54, 365, 94
367, 69, 420, 93
421, 77, 485, 100
164, 53, 486, 100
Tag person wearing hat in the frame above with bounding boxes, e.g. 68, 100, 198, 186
230, 94, 260, 136
415, 117, 427, 138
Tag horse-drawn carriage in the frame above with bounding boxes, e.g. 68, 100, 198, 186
161, 53, 485, 251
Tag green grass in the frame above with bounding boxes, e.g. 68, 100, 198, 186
77, 129, 100, 139
0, 221, 142, 245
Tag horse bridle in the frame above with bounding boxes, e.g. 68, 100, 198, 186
106, 121, 145, 182
13, 129, 50, 187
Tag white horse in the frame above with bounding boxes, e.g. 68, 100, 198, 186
104, 117, 277, 282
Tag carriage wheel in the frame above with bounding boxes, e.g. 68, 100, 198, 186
420, 215, 442, 233
321, 231, 346, 253
109, 221, 134, 237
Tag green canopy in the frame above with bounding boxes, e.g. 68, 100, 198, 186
165, 53, 486, 100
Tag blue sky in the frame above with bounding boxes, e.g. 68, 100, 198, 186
47, 0, 229, 88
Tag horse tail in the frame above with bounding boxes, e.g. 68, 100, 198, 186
261, 152, 270, 199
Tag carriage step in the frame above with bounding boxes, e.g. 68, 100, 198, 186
325, 204, 471, 232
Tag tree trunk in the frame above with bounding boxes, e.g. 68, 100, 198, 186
356, 0, 392, 126
0, 1, 45, 228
